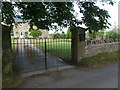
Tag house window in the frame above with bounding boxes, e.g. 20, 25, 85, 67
21, 32, 22, 35
16, 32, 18, 34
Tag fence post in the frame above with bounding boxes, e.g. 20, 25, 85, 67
71, 27, 86, 63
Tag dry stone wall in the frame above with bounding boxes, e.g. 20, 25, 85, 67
84, 39, 119, 57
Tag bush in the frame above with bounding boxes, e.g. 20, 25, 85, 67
66, 27, 71, 39
51, 33, 66, 39
54, 33, 61, 39
105, 30, 120, 39
25, 36, 29, 39
30, 29, 42, 38
61, 34, 66, 39
86, 38, 92, 41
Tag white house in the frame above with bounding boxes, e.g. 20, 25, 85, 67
11, 18, 50, 38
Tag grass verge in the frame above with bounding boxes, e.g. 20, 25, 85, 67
2, 73, 23, 88
76, 51, 119, 67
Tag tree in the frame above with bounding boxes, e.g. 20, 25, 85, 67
14, 2, 76, 30
2, 2, 15, 25
66, 27, 72, 39
30, 29, 42, 38
77, 2, 112, 33
2, 1, 115, 33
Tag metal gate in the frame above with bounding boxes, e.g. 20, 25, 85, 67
11, 38, 71, 74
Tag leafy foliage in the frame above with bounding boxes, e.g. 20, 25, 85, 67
105, 30, 120, 39
77, 2, 111, 33
2, 2, 15, 25
15, 2, 76, 30
51, 33, 61, 39
61, 33, 66, 39
86, 30, 105, 40
51, 32, 67, 39
30, 29, 42, 38
66, 27, 72, 39
2, 1, 115, 33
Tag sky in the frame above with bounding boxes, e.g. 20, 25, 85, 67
49, 1, 119, 34
96, 0, 118, 31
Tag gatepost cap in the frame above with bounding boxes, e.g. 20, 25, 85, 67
70, 27, 87, 32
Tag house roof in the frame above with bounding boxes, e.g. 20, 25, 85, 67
14, 18, 31, 23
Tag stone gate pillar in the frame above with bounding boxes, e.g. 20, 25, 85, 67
71, 27, 86, 63
2, 25, 12, 74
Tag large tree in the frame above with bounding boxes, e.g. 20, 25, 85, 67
2, 1, 115, 33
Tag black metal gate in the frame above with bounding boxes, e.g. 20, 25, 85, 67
11, 38, 71, 74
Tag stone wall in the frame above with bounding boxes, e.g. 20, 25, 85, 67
84, 39, 119, 57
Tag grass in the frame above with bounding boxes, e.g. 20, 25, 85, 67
31, 39, 72, 62
77, 51, 119, 67
40, 42, 71, 62
3, 39, 23, 88
2, 73, 23, 88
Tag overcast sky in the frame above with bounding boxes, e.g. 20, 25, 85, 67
49, 1, 119, 34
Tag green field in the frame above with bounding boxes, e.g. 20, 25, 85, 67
33, 39, 72, 62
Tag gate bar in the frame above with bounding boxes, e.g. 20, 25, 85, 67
45, 38, 47, 69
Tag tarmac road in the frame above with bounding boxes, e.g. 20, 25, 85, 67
15, 64, 118, 88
